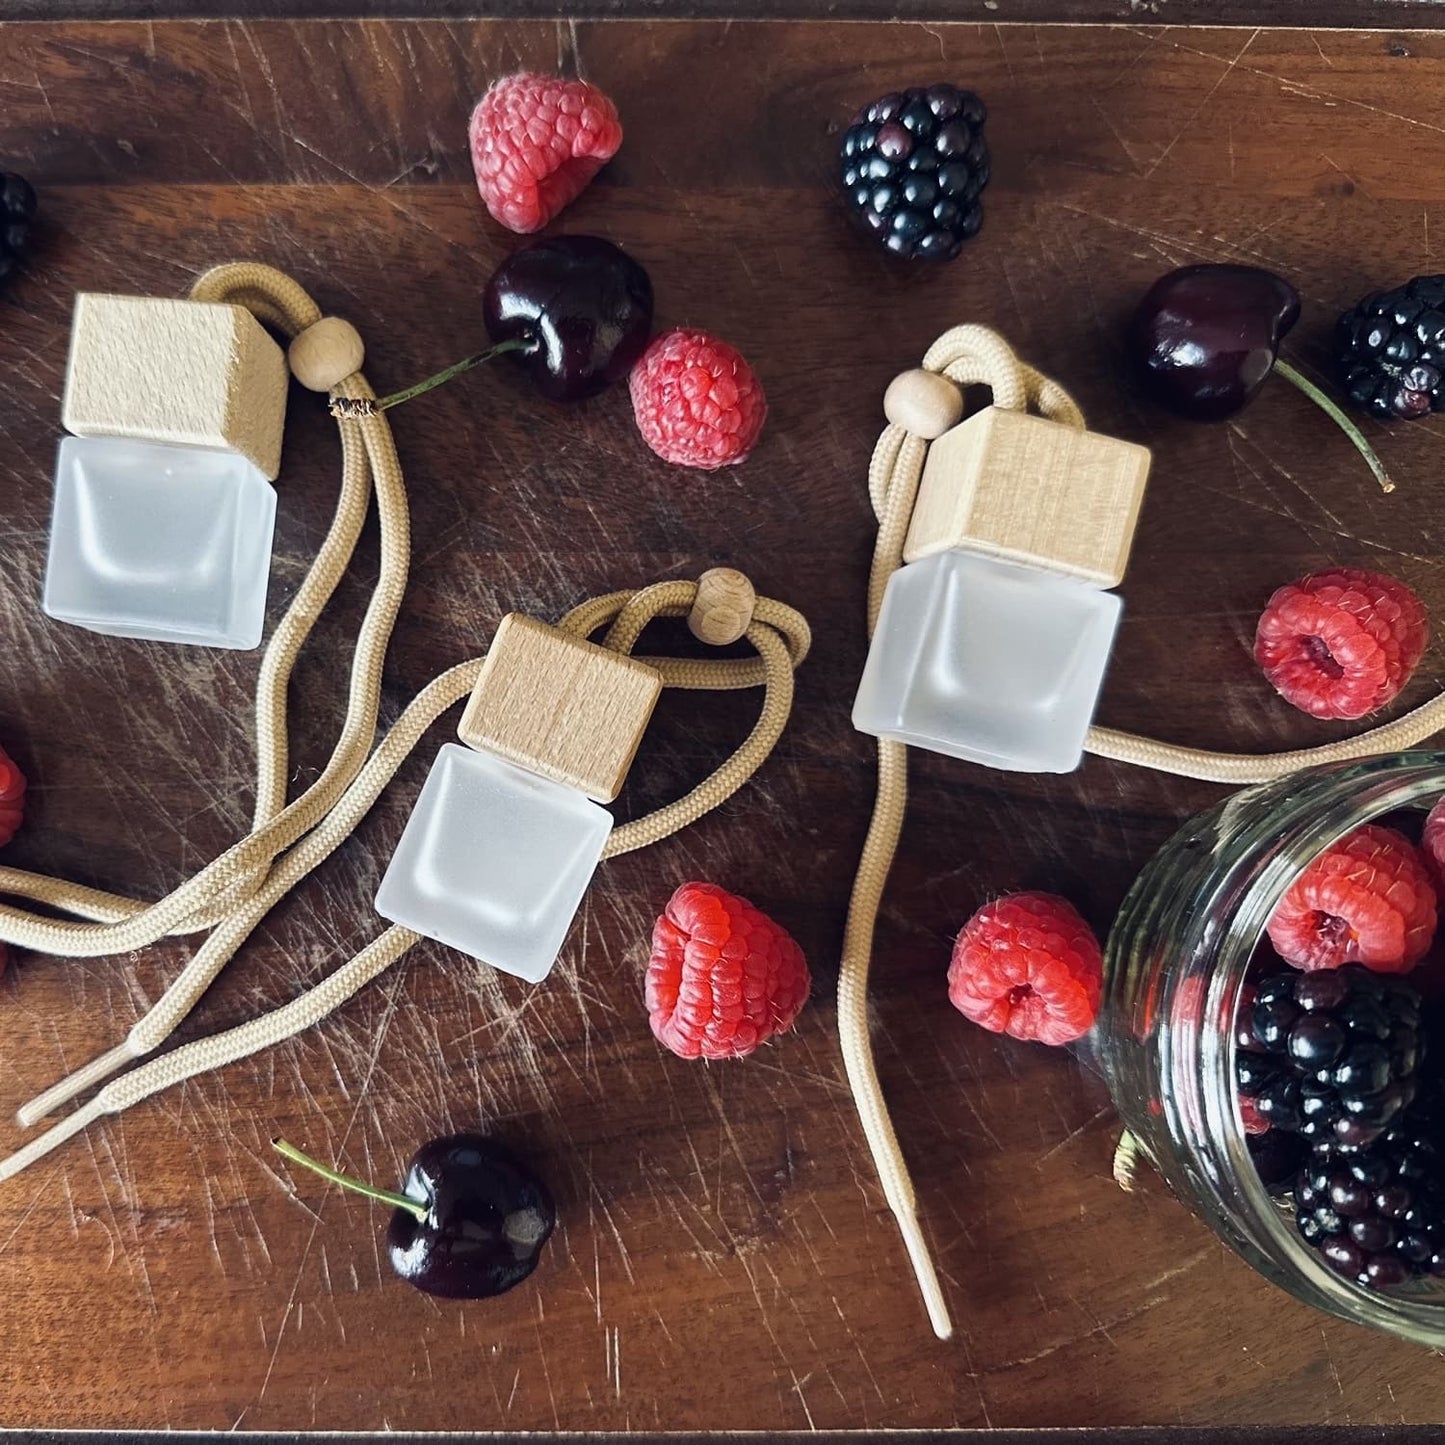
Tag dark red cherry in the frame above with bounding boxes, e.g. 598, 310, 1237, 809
483, 234, 653, 403
273, 1134, 554, 1301
387, 1135, 555, 1299
1131, 264, 1301, 422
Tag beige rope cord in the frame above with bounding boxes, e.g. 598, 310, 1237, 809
846, 324, 1445, 1341
0, 579, 810, 1182
0, 262, 409, 956
5, 263, 415, 1127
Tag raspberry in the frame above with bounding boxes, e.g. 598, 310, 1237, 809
947, 892, 1103, 1046
0, 741, 26, 848
1239, 1094, 1270, 1135
646, 882, 810, 1060
1254, 568, 1428, 720
1424, 798, 1445, 886
469, 73, 622, 234
629, 329, 767, 470
1267, 824, 1437, 974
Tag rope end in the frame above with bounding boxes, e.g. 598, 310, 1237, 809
1112, 1129, 1141, 1192
17, 1041, 139, 1127
895, 1201, 955, 1343
329, 395, 378, 420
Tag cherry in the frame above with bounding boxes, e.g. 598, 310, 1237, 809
274, 1134, 554, 1300
1133, 264, 1300, 422
1131, 263, 1392, 493
330, 235, 653, 419
483, 234, 654, 403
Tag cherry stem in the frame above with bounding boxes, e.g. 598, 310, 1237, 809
1275, 358, 1395, 495
329, 336, 534, 419
272, 1137, 427, 1223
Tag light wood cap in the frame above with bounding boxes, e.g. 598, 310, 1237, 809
458, 614, 663, 803
884, 368, 964, 440
62, 293, 288, 479
687, 568, 756, 646
902, 406, 1152, 588
288, 317, 365, 392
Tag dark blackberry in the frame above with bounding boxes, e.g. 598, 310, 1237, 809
1336, 275, 1445, 420
1247, 1126, 1309, 1195
1235, 965, 1423, 1152
1294, 1107, 1445, 1290
0, 173, 36, 289
838, 85, 988, 262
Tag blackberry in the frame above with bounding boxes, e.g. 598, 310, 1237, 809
1336, 275, 1445, 420
1235, 965, 1423, 1152
838, 85, 988, 262
1247, 1126, 1309, 1195
1294, 1108, 1445, 1289
0, 172, 36, 289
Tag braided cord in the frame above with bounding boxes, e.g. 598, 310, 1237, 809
1, 581, 809, 1181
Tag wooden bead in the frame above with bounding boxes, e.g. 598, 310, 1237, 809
903, 406, 1152, 588
884, 368, 963, 440
62, 293, 288, 479
688, 568, 756, 646
457, 614, 663, 804
288, 316, 364, 392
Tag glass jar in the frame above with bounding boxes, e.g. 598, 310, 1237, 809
1098, 751, 1445, 1345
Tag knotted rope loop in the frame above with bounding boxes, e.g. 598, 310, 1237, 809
1, 577, 808, 1181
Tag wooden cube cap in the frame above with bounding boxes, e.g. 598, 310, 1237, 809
903, 406, 1152, 588
458, 614, 663, 803
62, 293, 289, 479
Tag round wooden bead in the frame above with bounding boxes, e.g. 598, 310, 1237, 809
884, 368, 963, 439
688, 568, 756, 646
288, 316, 365, 392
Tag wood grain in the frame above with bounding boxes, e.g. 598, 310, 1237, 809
457, 613, 662, 802
1, 16, 1445, 1434
63, 293, 289, 479
904, 407, 1152, 586
10, 1, 1445, 26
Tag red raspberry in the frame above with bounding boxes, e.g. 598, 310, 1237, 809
646, 882, 810, 1060
947, 892, 1103, 1046
1267, 823, 1437, 973
629, 328, 767, 470
1254, 568, 1428, 720
469, 73, 622, 234
0, 741, 25, 848
1239, 1095, 1270, 1135
1423, 797, 1445, 885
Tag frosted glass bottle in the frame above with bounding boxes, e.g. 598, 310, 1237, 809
375, 613, 662, 984
43, 436, 277, 649
375, 745, 614, 984
852, 391, 1152, 775
852, 549, 1122, 774
45, 291, 289, 648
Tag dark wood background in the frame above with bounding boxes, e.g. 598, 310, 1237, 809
3, 14, 1445, 1435
11, 2, 1445, 26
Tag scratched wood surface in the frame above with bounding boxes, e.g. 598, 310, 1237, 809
3, 17, 1445, 1433
14, 1, 1445, 24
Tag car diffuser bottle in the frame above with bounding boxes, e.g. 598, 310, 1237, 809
852, 377, 1152, 773
43, 292, 289, 649
375, 613, 663, 982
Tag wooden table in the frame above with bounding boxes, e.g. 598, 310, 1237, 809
2, 15, 1445, 1433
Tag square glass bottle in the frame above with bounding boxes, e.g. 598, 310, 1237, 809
852, 548, 1122, 773
375, 615, 663, 983
45, 292, 289, 648
43, 436, 277, 649
853, 401, 1151, 774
